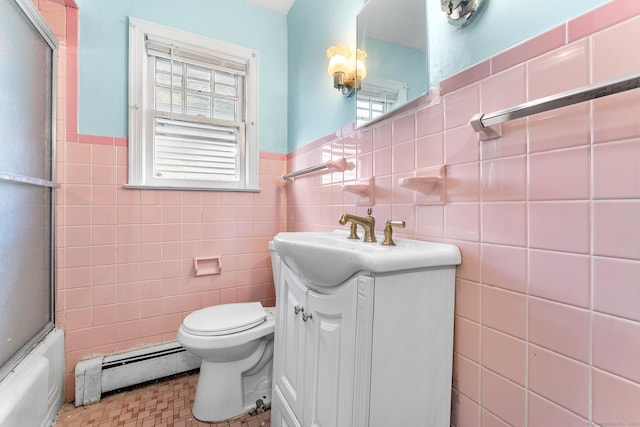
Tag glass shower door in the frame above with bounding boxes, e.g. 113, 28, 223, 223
0, 0, 59, 381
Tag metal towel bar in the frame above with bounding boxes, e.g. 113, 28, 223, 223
282, 157, 350, 181
470, 70, 640, 140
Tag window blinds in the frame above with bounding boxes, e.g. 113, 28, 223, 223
145, 34, 247, 75
145, 34, 247, 184
154, 117, 243, 182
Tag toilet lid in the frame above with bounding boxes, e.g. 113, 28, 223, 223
182, 302, 267, 336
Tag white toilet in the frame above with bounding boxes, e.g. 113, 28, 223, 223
176, 301, 275, 422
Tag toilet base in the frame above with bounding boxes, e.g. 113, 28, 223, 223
191, 339, 272, 422
192, 361, 238, 422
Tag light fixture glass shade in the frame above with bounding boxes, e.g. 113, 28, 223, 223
328, 54, 348, 76
326, 44, 351, 76
326, 44, 367, 97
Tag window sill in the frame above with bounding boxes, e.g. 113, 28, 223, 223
123, 184, 261, 193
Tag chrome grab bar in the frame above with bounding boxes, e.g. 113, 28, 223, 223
470, 70, 640, 140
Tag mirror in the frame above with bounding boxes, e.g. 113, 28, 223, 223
356, 0, 427, 127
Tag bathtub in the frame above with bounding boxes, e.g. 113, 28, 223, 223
0, 329, 64, 427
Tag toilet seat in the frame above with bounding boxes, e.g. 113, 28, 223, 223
182, 302, 267, 336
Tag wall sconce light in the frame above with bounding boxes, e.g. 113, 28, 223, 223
441, 0, 487, 28
326, 44, 367, 97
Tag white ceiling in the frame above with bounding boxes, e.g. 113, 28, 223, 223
358, 0, 425, 51
247, 0, 295, 14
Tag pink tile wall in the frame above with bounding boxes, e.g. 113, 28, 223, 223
286, 1, 640, 424
57, 143, 285, 399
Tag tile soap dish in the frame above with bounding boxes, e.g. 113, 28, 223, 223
193, 256, 222, 276
398, 166, 446, 204
343, 177, 374, 205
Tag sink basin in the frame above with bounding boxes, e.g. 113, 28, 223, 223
272, 230, 461, 288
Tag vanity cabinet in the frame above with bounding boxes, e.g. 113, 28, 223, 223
271, 258, 457, 427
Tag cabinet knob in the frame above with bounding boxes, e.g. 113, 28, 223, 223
294, 305, 304, 315
302, 312, 313, 322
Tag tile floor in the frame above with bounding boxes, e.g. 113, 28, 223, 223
54, 372, 271, 427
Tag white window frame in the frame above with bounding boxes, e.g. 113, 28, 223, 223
127, 18, 259, 191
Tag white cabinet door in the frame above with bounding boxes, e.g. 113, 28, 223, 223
303, 280, 358, 427
272, 385, 302, 427
273, 266, 308, 418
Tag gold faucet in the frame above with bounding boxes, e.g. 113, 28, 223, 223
381, 220, 406, 246
338, 208, 377, 242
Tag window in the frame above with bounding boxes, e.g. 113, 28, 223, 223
128, 18, 259, 191
356, 76, 408, 127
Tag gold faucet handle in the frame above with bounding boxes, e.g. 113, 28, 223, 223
387, 220, 405, 228
381, 220, 406, 246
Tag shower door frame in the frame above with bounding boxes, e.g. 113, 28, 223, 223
0, 0, 59, 382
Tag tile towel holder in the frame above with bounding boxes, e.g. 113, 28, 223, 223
282, 157, 352, 181
470, 70, 640, 140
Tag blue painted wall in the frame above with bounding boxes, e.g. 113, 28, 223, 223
77, 0, 288, 154
426, 0, 611, 87
77, 0, 614, 154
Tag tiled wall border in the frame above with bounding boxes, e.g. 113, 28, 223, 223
440, 0, 640, 95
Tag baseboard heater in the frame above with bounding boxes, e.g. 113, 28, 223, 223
74, 342, 200, 406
